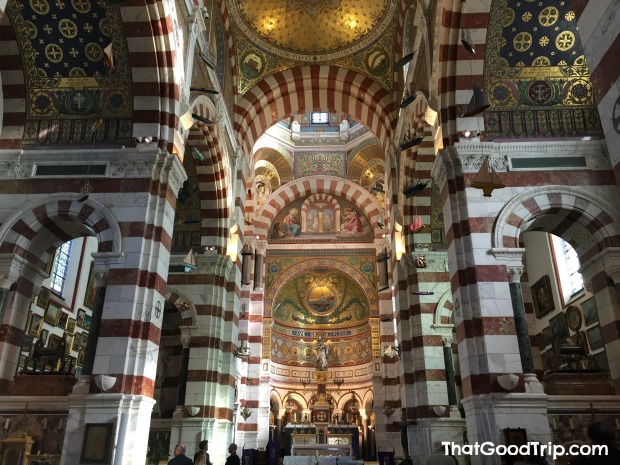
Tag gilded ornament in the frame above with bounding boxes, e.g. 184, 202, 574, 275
532, 56, 550, 66
30, 0, 50, 15
71, 0, 90, 14
502, 7, 515, 26
24, 20, 38, 39
555, 31, 575, 52
539, 7, 559, 27
59, 18, 78, 38
513, 32, 532, 52
45, 43, 63, 63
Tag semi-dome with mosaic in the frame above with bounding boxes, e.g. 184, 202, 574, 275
231, 0, 393, 56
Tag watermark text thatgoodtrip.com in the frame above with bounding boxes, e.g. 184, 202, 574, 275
442, 442, 608, 460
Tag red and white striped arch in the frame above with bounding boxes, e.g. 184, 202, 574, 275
0, 194, 122, 270
165, 287, 198, 326
434, 0, 488, 147
186, 96, 232, 253
253, 176, 383, 240
493, 186, 620, 262
120, 0, 186, 152
234, 65, 398, 156
0, 12, 24, 149
398, 93, 440, 251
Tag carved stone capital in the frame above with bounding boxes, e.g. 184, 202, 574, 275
255, 240, 268, 256
599, 247, 620, 284
152, 152, 187, 199
506, 266, 524, 283
442, 336, 455, 347
94, 271, 108, 287
0, 273, 18, 290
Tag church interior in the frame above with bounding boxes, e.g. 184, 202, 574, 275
0, 0, 619, 464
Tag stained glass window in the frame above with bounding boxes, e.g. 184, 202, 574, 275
50, 241, 72, 295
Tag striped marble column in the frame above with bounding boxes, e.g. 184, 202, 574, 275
0, 256, 47, 393
434, 147, 551, 460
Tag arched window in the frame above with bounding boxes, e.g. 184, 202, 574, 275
50, 241, 72, 295
311, 112, 329, 124
551, 235, 583, 304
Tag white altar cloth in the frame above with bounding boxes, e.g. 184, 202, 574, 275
284, 456, 352, 465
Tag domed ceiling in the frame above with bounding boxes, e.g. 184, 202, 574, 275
235, 0, 390, 54
225, 0, 399, 93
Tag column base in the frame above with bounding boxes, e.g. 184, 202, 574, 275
409, 417, 467, 465
461, 393, 551, 465
61, 393, 155, 465
523, 373, 545, 394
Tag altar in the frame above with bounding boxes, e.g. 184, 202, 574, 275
284, 456, 362, 465
289, 428, 353, 457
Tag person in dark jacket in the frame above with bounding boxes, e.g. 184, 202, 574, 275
225, 443, 241, 465
570, 421, 620, 465
168, 443, 193, 465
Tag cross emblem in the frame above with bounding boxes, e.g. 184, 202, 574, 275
154, 301, 162, 319
70, 47, 79, 58
84, 22, 93, 33
73, 92, 86, 109
55, 0, 65, 9
72, 0, 89, 13
43, 24, 53, 34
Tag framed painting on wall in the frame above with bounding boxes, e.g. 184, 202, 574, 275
45, 303, 60, 326
57, 312, 69, 330
549, 313, 568, 341
83, 263, 97, 310
37, 287, 50, 309
531, 275, 555, 319
80, 423, 113, 463
504, 428, 527, 447
27, 313, 43, 337
581, 297, 599, 326
585, 326, 604, 351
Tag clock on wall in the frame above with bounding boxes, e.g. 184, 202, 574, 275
565, 305, 583, 331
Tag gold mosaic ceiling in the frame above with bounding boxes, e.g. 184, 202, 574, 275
228, 0, 398, 93
234, 0, 390, 54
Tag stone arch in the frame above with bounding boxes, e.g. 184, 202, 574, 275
397, 92, 440, 251
165, 287, 198, 326
254, 176, 383, 239
0, 194, 122, 270
234, 65, 398, 156
432, 289, 454, 329
185, 95, 232, 253
493, 186, 620, 262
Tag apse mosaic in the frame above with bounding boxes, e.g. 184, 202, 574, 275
226, 0, 399, 93
270, 323, 373, 367
265, 251, 378, 318
7, 0, 133, 145
271, 268, 369, 328
484, 0, 602, 139
268, 195, 373, 242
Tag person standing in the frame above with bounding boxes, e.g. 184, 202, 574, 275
425, 441, 458, 465
570, 421, 620, 465
194, 440, 209, 465
168, 444, 193, 465
225, 443, 241, 465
